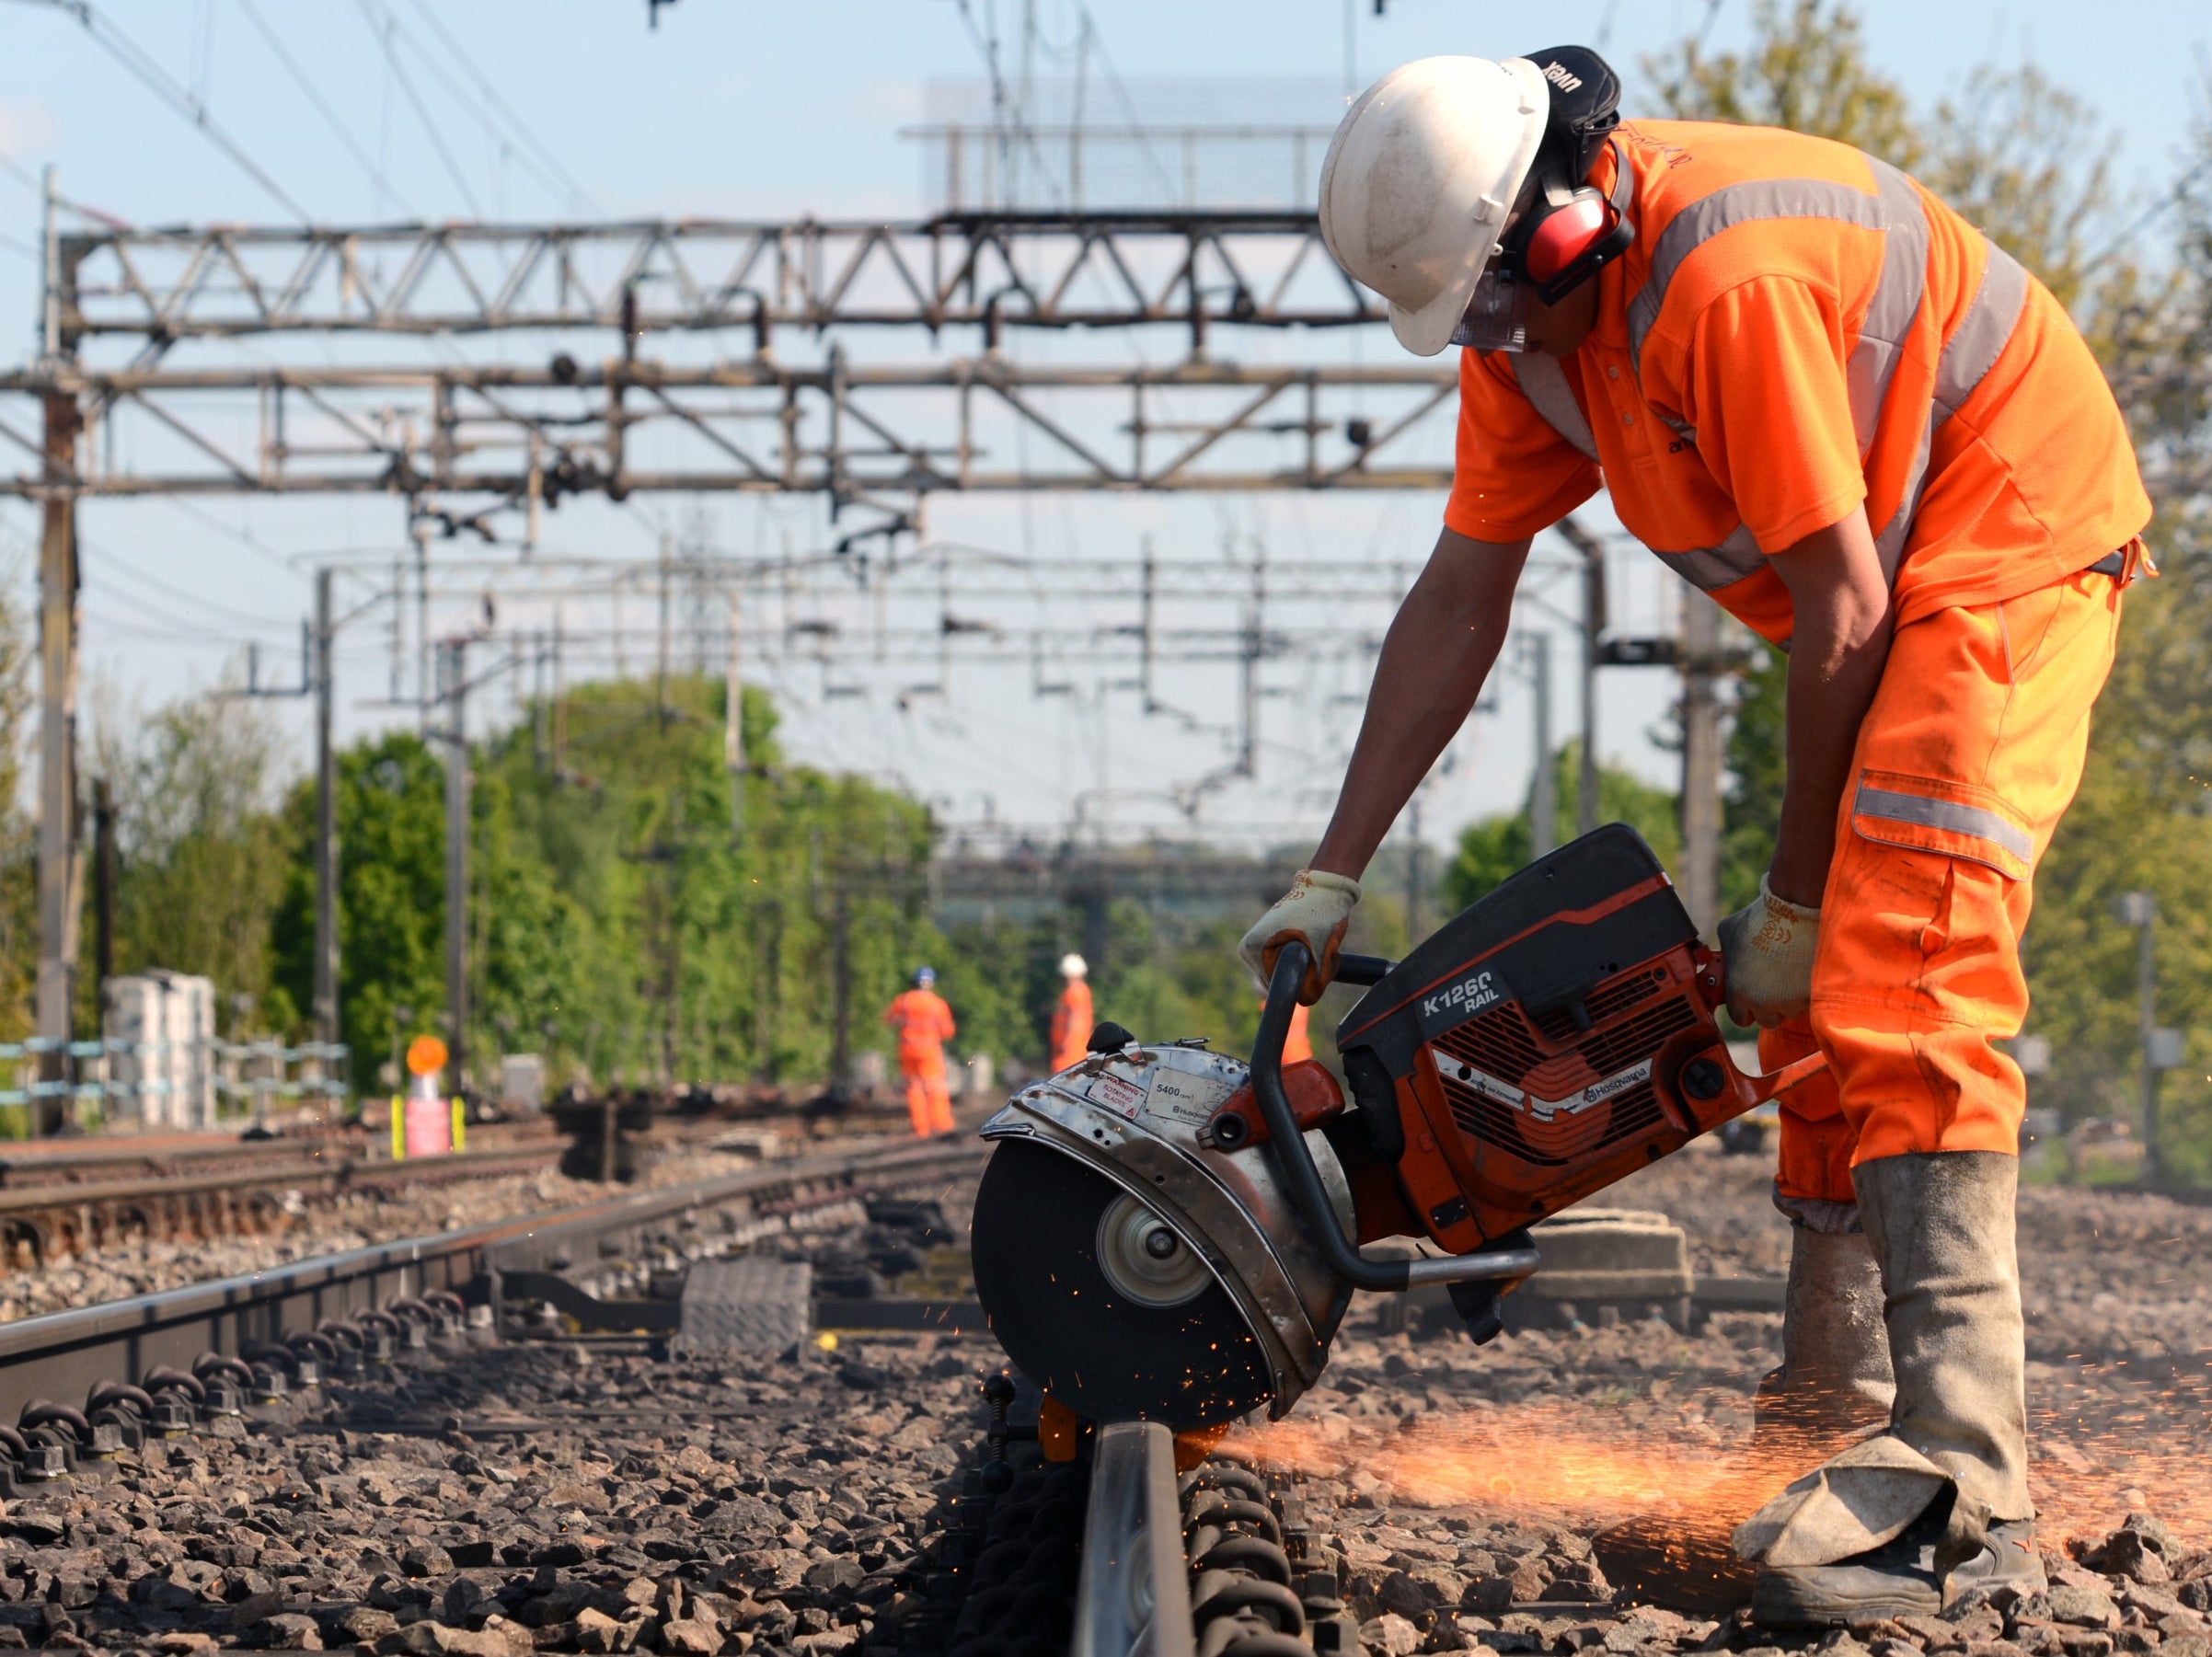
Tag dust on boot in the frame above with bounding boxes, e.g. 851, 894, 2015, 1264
1738, 1151, 2045, 1626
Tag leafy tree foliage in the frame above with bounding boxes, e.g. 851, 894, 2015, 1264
1444, 741, 1684, 913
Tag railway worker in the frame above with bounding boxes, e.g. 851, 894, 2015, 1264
1241, 45, 2149, 1624
1048, 953, 1093, 1074
883, 967, 957, 1138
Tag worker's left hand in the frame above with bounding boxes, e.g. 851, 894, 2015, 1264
1716, 874, 1821, 1028
1239, 869, 1361, 1005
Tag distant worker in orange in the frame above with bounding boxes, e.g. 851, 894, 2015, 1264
883, 966, 957, 1137
1048, 953, 1093, 1073
1283, 1001, 1314, 1064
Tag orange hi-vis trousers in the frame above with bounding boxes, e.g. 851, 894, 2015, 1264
1768, 564, 2126, 1205
901, 1053, 954, 1138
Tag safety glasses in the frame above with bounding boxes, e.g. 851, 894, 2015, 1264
1448, 263, 1534, 354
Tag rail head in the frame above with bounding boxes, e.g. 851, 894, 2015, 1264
1073, 1421, 1195, 1657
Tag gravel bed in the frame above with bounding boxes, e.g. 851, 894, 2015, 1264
0, 1179, 999, 1657
1228, 1149, 2212, 1654
1, 1148, 2205, 1657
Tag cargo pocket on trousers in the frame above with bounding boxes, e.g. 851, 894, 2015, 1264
1849, 768, 2033, 880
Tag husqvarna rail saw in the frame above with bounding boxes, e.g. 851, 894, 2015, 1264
970, 824, 1822, 1430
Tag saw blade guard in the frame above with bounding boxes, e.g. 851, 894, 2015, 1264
974, 1037, 1361, 1422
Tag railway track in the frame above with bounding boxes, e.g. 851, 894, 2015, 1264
0, 1134, 2197, 1657
0, 1133, 982, 1432
0, 1127, 568, 1270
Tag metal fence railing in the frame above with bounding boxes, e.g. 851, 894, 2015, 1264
0, 1039, 351, 1133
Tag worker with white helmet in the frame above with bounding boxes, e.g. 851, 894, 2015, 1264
1242, 44, 2149, 1623
1048, 953, 1093, 1074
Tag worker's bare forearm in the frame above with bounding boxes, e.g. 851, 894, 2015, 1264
1310, 528, 1529, 880
1768, 510, 1895, 908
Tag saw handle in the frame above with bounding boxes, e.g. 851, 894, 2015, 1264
1333, 952, 1394, 987
1252, 941, 1540, 1294
1692, 942, 1834, 1109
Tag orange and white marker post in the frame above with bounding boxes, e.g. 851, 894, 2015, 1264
402, 1035, 454, 1156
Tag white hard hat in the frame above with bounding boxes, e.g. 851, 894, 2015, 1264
1060, 953, 1088, 979
1319, 56, 1550, 357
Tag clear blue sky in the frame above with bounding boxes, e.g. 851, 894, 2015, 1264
0, 0, 2202, 847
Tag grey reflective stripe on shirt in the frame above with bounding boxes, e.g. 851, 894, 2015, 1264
1854, 781, 2033, 865
1651, 524, 1764, 593
1509, 354, 1599, 460
1933, 242, 2029, 423
1872, 239, 2032, 578
1614, 153, 2028, 592
1846, 160, 1930, 453
1628, 175, 1895, 373
1619, 161, 1930, 594
1626, 162, 1928, 444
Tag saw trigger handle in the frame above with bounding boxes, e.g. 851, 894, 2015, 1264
1734, 1047, 1829, 1110
1332, 952, 1394, 987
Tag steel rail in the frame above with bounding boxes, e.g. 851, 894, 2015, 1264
0, 1134, 984, 1424
0, 1143, 561, 1217
1075, 1421, 1197, 1657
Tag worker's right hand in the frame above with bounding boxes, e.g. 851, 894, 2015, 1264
1239, 869, 1362, 1005
1716, 873, 1822, 1029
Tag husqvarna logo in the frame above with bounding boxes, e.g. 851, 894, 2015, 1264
1576, 1060, 1653, 1109
1423, 971, 1500, 1021
1542, 62, 1584, 93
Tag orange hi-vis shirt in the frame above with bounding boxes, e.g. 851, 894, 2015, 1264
884, 988, 956, 1065
1050, 980, 1094, 1072
1444, 121, 2150, 644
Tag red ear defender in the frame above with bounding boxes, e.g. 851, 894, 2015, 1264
1512, 181, 1632, 305
1524, 192, 1613, 284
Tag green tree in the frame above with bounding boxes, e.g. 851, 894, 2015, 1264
1444, 741, 1684, 913
273, 732, 446, 1088
1644, 0, 1919, 168
91, 689, 290, 1037
0, 558, 36, 1047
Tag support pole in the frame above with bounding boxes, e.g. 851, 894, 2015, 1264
412, 512, 432, 734
725, 589, 744, 844
443, 640, 469, 1088
1679, 592, 1723, 935
313, 569, 340, 1051
1527, 632, 1556, 857
829, 878, 851, 1099
1556, 520, 1606, 837
2137, 900, 2158, 1179
36, 387, 81, 1134
656, 532, 672, 725
92, 777, 113, 991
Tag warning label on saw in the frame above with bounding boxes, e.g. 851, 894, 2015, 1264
1086, 1073, 1147, 1117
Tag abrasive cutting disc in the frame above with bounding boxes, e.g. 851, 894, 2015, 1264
971, 1138, 1276, 1431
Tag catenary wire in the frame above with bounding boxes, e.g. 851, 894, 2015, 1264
351, 0, 483, 217
1, 0, 311, 220
398, 0, 599, 213
232, 0, 419, 219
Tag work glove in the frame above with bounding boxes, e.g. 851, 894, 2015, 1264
1716, 873, 1821, 1029
1239, 869, 1361, 1005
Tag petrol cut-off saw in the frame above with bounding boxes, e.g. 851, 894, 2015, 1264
970, 824, 1824, 1430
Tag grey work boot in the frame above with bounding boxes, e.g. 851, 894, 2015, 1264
1739, 1151, 2044, 1626
1753, 1202, 1895, 1472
